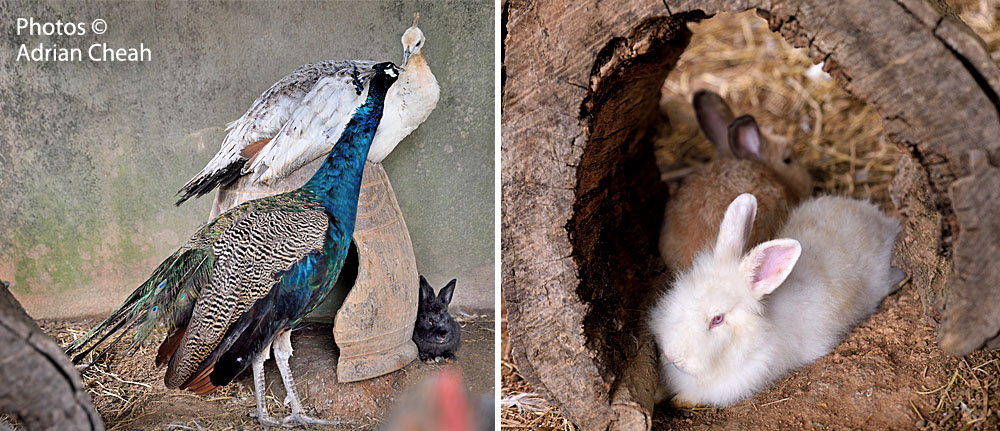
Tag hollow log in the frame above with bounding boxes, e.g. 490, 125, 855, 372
502, 0, 1000, 429
0, 281, 104, 431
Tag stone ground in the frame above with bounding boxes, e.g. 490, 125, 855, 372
23, 316, 493, 431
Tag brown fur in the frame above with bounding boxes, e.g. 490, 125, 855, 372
659, 92, 812, 273
660, 158, 807, 272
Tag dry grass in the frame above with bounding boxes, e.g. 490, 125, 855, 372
918, 351, 1000, 429
8, 316, 493, 431
650, 10, 900, 208
500, 342, 575, 430
31, 319, 293, 431
501, 1, 1000, 429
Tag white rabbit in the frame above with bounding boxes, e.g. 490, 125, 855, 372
649, 193, 902, 408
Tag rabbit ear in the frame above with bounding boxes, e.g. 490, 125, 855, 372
438, 279, 457, 305
728, 115, 763, 160
715, 193, 758, 259
693, 90, 737, 157
740, 239, 801, 300
419, 276, 433, 302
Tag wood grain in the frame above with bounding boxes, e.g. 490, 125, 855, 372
502, 0, 1000, 429
1, 282, 103, 431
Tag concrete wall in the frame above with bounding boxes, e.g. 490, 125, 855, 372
0, 0, 495, 318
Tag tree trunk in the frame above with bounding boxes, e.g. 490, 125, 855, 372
502, 0, 1000, 429
0, 282, 104, 431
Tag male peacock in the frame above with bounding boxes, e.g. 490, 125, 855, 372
175, 15, 439, 217
66, 62, 401, 429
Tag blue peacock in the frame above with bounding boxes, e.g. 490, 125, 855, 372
66, 61, 401, 429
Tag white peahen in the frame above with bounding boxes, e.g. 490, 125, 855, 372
176, 15, 439, 217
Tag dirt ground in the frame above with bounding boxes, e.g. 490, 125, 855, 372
650, 285, 1000, 430
503, 285, 1000, 430
26, 315, 493, 431
501, 2, 1000, 430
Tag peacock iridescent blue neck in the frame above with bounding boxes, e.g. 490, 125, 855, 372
302, 80, 390, 234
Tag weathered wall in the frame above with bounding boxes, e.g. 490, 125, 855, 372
0, 0, 495, 318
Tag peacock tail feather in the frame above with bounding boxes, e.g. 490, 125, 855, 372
65, 246, 211, 364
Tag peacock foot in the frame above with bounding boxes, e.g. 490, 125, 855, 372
281, 412, 340, 428
249, 409, 282, 430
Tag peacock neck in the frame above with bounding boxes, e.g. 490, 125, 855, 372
302, 75, 391, 234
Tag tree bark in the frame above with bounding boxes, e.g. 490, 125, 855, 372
502, 0, 1000, 429
0, 282, 104, 431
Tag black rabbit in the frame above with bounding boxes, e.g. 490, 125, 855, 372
413, 275, 460, 361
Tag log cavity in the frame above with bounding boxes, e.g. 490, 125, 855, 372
568, 14, 694, 383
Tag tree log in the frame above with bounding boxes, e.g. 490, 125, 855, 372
502, 0, 1000, 429
0, 281, 103, 431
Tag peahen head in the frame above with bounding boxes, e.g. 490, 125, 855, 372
301, 60, 401, 216
401, 13, 425, 67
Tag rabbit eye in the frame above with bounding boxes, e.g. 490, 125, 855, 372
709, 314, 725, 329
783, 157, 792, 164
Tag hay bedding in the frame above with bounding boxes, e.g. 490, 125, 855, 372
24, 319, 336, 431
2, 316, 493, 430
502, 2, 1000, 429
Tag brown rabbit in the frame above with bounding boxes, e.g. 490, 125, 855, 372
658, 90, 811, 271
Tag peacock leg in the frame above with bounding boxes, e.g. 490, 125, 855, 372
273, 330, 340, 427
251, 346, 281, 429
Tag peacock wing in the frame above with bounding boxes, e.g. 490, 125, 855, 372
162, 199, 330, 391
243, 63, 378, 185
186, 234, 350, 394
62, 210, 244, 364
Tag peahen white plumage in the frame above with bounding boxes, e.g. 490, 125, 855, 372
176, 14, 439, 217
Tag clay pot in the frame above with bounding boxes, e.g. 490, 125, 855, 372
333, 161, 419, 382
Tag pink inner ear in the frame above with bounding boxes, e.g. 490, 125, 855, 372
752, 244, 797, 291
737, 126, 762, 158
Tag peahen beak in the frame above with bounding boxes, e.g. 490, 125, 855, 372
402, 47, 413, 68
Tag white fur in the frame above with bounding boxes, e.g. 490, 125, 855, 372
649, 194, 901, 407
